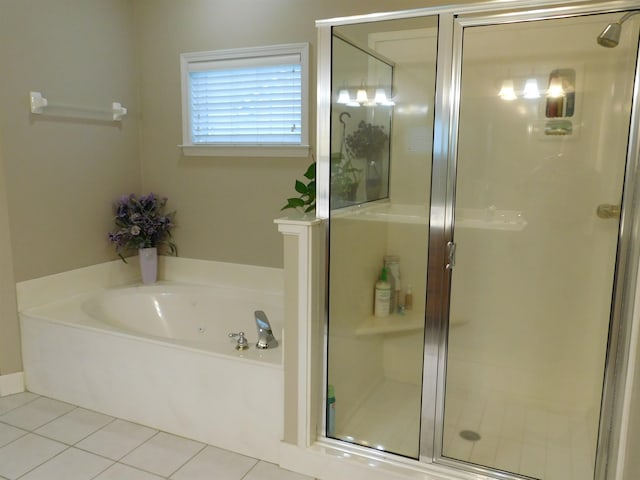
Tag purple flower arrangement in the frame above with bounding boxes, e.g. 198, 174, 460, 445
108, 193, 177, 261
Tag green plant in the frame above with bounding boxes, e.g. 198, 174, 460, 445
346, 120, 388, 159
331, 152, 361, 200
281, 162, 316, 213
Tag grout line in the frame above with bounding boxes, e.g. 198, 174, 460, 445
26, 405, 80, 439
0, 393, 41, 418
86, 459, 117, 480
166, 442, 208, 478
239, 459, 261, 480
14, 443, 72, 480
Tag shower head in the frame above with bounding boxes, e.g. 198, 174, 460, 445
597, 21, 622, 47
597, 11, 640, 48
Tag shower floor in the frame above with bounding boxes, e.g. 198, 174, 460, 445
443, 387, 596, 480
336, 380, 595, 480
337, 379, 421, 458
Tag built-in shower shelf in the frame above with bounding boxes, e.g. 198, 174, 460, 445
356, 313, 424, 336
332, 203, 527, 231
456, 207, 527, 231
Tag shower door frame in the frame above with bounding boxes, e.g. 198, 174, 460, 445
316, 1, 640, 479
427, 2, 640, 479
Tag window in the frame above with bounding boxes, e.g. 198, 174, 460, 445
180, 43, 310, 157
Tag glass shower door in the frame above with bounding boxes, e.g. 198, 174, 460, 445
326, 15, 438, 459
442, 11, 640, 480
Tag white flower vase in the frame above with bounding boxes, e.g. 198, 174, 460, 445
139, 247, 158, 284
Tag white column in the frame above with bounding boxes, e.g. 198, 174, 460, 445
275, 214, 325, 448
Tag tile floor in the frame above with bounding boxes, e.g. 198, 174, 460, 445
0, 392, 315, 480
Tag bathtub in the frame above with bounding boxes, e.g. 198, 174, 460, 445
20, 280, 284, 463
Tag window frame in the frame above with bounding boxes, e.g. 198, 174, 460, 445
180, 43, 310, 157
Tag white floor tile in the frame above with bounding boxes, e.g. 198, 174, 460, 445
546, 445, 572, 480
121, 432, 205, 477
76, 419, 157, 461
35, 408, 114, 445
0, 393, 39, 415
493, 438, 522, 474
0, 397, 75, 431
94, 463, 166, 480
0, 433, 66, 480
0, 423, 27, 447
19, 447, 113, 480
170, 445, 257, 480
244, 461, 315, 480
469, 434, 498, 467
520, 441, 546, 479
443, 432, 474, 462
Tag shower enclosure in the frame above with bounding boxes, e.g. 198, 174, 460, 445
319, 1, 640, 480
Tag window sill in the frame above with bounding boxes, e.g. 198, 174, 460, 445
179, 144, 311, 158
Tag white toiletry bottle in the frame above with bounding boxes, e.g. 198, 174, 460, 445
374, 267, 392, 317
384, 255, 401, 313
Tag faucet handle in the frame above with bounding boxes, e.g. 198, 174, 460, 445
228, 331, 249, 351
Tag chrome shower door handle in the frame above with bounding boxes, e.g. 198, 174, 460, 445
446, 241, 456, 270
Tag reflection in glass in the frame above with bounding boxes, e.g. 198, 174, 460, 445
326, 16, 438, 459
330, 35, 393, 209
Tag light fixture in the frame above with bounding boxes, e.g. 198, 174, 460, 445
374, 88, 395, 106
337, 89, 351, 104
335, 83, 394, 107
522, 78, 540, 99
547, 76, 564, 98
499, 80, 517, 101
356, 87, 369, 104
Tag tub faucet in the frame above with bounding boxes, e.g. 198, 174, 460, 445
254, 310, 278, 349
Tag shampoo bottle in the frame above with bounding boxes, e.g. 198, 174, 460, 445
374, 267, 392, 317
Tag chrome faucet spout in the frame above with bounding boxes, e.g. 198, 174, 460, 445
254, 310, 278, 349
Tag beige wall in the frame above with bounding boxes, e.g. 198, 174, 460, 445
0, 0, 450, 382
0, 0, 141, 374
133, 0, 441, 268
0, 0, 141, 283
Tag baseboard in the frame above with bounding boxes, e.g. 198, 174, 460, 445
0, 372, 25, 396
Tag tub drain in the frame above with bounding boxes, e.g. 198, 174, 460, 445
459, 430, 481, 442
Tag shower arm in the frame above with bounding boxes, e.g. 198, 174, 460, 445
618, 11, 640, 25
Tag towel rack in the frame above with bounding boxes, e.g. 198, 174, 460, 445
29, 91, 127, 121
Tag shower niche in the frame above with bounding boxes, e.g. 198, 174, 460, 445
320, 4, 640, 480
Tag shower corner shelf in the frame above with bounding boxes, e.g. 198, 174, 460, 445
456, 207, 527, 231
356, 312, 424, 336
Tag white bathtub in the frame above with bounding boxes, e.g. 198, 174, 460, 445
20, 280, 284, 463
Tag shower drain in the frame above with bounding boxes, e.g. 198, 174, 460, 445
459, 430, 481, 442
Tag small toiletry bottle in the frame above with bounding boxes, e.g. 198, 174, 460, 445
374, 267, 392, 317
384, 255, 401, 313
405, 284, 413, 311
327, 385, 336, 437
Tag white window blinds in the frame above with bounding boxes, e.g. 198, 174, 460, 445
180, 44, 309, 157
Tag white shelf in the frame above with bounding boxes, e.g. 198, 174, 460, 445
332, 203, 527, 231
356, 312, 424, 336
457, 207, 527, 231
29, 91, 127, 121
